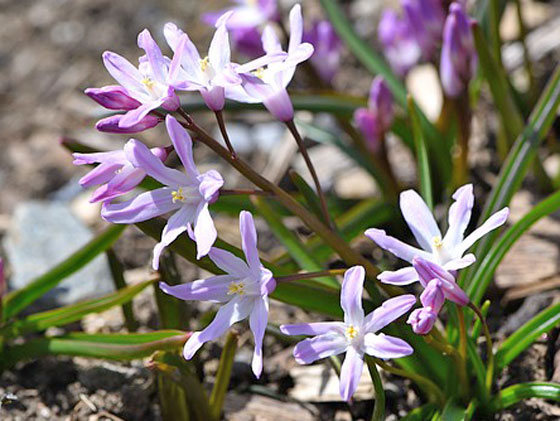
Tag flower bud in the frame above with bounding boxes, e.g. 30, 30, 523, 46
408, 307, 438, 334
303, 20, 342, 83
85, 86, 142, 110
368, 76, 394, 133
440, 3, 477, 97
95, 114, 161, 134
402, 0, 445, 60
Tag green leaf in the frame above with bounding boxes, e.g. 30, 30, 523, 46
106, 248, 138, 332
467, 189, 560, 304
2, 224, 127, 321
209, 332, 238, 420
1, 278, 155, 338
495, 303, 560, 370
1, 330, 188, 368
408, 95, 433, 209
400, 404, 438, 421
289, 171, 327, 224
489, 382, 560, 411
441, 401, 469, 421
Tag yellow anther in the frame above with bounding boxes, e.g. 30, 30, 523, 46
345, 325, 358, 340
227, 281, 245, 296
252, 67, 265, 79
200, 56, 210, 72
141, 77, 155, 90
432, 235, 443, 249
171, 187, 186, 203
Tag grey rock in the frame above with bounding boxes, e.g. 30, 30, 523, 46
3, 201, 113, 310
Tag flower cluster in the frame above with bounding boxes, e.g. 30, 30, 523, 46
379, 0, 477, 96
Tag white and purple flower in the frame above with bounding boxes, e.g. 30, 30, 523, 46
303, 20, 342, 84
101, 115, 224, 267
160, 211, 276, 378
281, 266, 415, 401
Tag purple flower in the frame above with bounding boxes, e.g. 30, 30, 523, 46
354, 76, 394, 151
160, 211, 276, 378
231, 27, 265, 58
378, 10, 422, 76
101, 115, 224, 266
96, 29, 182, 129
203, 0, 279, 30
440, 3, 477, 97
365, 184, 509, 286
73, 145, 170, 204
95, 114, 161, 134
303, 20, 342, 83
281, 266, 415, 401
402, 0, 445, 61
228, 4, 314, 122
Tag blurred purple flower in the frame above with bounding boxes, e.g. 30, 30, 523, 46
160, 211, 276, 378
281, 266, 415, 401
95, 114, 161, 134
73, 145, 169, 204
365, 184, 509, 286
402, 0, 445, 60
378, 10, 422, 76
203, 0, 279, 31
303, 20, 342, 83
354, 76, 394, 151
440, 3, 477, 97
93, 29, 182, 129
101, 115, 224, 266
228, 4, 314, 122
231, 27, 265, 58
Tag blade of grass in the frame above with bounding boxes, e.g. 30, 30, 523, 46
209, 332, 238, 420
106, 248, 138, 332
489, 382, 560, 411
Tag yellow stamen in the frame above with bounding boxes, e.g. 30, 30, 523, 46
141, 77, 155, 90
171, 187, 186, 203
432, 235, 443, 249
227, 281, 245, 295
252, 67, 265, 79
346, 325, 358, 340
200, 56, 210, 72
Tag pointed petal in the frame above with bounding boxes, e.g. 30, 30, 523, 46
365, 228, 431, 263
412, 257, 469, 306
339, 346, 364, 402
443, 184, 474, 249
377, 266, 419, 285
341, 266, 365, 326
119, 101, 162, 129
208, 247, 250, 276
152, 205, 198, 269
364, 294, 417, 332
159, 275, 234, 303
102, 51, 144, 95
198, 170, 224, 201
250, 296, 269, 378
124, 139, 188, 187
457, 207, 509, 255
288, 4, 303, 53
72, 150, 126, 166
101, 187, 180, 224
239, 211, 261, 271
399, 189, 441, 251
165, 115, 198, 179
443, 254, 475, 271
209, 17, 231, 71
78, 162, 122, 188
419, 279, 445, 311
163, 23, 184, 51
137, 29, 167, 83
280, 322, 345, 336
261, 25, 283, 54
183, 296, 253, 359
363, 333, 413, 359
194, 204, 217, 259
292, 332, 348, 364
90, 164, 145, 203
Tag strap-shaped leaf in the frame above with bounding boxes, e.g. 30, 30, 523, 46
489, 382, 560, 411
209, 332, 238, 420
2, 224, 127, 321
408, 96, 433, 210
495, 303, 560, 370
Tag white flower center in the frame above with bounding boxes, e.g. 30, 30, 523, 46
345, 324, 359, 340
227, 281, 246, 296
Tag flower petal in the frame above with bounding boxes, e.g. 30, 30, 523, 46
198, 170, 224, 201
90, 164, 145, 203
209, 16, 231, 71
280, 322, 345, 336
208, 247, 250, 277
292, 332, 348, 364
78, 162, 122, 188
364, 294, 417, 332
288, 4, 303, 53
193, 203, 217, 259
124, 139, 188, 187
339, 346, 364, 402
261, 25, 283, 54
443, 184, 474, 249
412, 257, 469, 306
101, 187, 180, 224
165, 115, 198, 179
159, 275, 234, 303
457, 207, 509, 255
249, 296, 269, 378
377, 266, 419, 285
363, 332, 413, 359
119, 101, 162, 129
183, 296, 253, 360
399, 189, 441, 251
443, 254, 476, 271
102, 51, 145, 95
239, 211, 261, 271
365, 228, 431, 263
137, 29, 167, 83
341, 266, 365, 327
72, 150, 125, 166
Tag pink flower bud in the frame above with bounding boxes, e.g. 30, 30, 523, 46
85, 86, 142, 110
95, 114, 161, 134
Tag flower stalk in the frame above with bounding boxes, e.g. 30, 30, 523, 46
215, 110, 236, 157
468, 302, 494, 392
275, 269, 347, 283
365, 356, 385, 421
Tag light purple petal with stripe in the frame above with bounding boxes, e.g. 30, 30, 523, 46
292, 332, 348, 364
165, 115, 198, 179
198, 170, 224, 201
443, 254, 475, 271
73, 150, 125, 166
239, 211, 261, 271
250, 296, 269, 378
363, 333, 413, 359
208, 247, 250, 277
288, 4, 303, 54
443, 184, 474, 249
341, 266, 365, 326
124, 139, 188, 187
457, 207, 509, 255
364, 294, 417, 333
378, 266, 419, 285
419, 279, 445, 311
412, 257, 469, 305
193, 204, 217, 259
137, 29, 167, 83
159, 275, 234, 303
339, 346, 364, 401
119, 101, 163, 129
365, 228, 431, 263
102, 51, 145, 95
261, 25, 282, 54
209, 16, 231, 71
90, 164, 145, 203
399, 189, 441, 251
78, 162, 122, 188
280, 322, 345, 336
101, 187, 180, 223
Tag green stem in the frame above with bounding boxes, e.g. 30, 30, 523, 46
457, 307, 471, 398
513, 0, 535, 99
468, 302, 494, 392
275, 269, 347, 283
209, 331, 238, 420
106, 249, 138, 332
220, 188, 272, 196
452, 93, 472, 188
365, 356, 385, 421
215, 110, 236, 157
